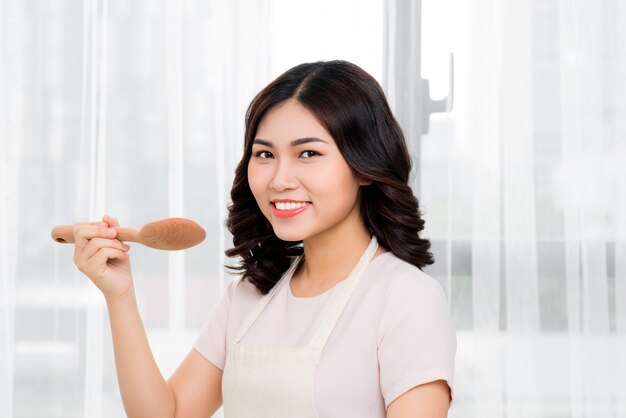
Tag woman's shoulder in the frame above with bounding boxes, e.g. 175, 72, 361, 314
225, 275, 265, 305
372, 252, 456, 356
369, 251, 446, 301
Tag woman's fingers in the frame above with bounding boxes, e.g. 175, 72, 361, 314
72, 218, 121, 270
73, 224, 117, 250
72, 221, 108, 246
68, 217, 134, 301
102, 214, 120, 228
85, 247, 130, 278
77, 237, 130, 266
72, 216, 130, 277
73, 215, 120, 245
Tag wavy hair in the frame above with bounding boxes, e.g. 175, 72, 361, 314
225, 60, 434, 295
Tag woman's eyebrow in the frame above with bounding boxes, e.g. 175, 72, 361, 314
252, 137, 328, 147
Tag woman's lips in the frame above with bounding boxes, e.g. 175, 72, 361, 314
270, 201, 311, 218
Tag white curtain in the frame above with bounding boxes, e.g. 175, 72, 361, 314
420, 0, 626, 417
0, 0, 382, 417
3, 0, 624, 417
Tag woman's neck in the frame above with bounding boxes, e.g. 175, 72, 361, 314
291, 212, 380, 296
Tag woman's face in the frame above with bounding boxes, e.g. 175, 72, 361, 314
248, 99, 364, 243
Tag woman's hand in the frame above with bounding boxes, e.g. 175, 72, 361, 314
72, 214, 133, 302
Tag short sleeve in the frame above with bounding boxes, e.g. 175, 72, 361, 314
377, 272, 457, 409
193, 279, 238, 371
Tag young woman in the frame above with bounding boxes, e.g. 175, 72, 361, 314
72, 60, 456, 418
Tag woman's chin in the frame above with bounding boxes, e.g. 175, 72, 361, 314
271, 227, 309, 243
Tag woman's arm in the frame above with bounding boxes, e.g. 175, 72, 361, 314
108, 294, 223, 418
168, 349, 223, 418
386, 380, 451, 418
73, 215, 222, 418
106, 292, 177, 417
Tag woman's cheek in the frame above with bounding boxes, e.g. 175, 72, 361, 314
247, 170, 269, 217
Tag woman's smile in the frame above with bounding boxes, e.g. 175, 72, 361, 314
271, 199, 312, 218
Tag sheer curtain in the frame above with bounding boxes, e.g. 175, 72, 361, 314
3, 1, 624, 417
0, 0, 382, 417
419, 0, 625, 416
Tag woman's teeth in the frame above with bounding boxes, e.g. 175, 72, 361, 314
274, 201, 308, 210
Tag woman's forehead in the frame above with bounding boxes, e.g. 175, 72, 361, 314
254, 100, 334, 146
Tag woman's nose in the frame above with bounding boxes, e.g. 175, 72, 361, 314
269, 160, 298, 191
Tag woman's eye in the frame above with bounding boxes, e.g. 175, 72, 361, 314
254, 151, 273, 159
300, 150, 320, 159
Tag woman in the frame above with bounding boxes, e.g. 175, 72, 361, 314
72, 60, 456, 418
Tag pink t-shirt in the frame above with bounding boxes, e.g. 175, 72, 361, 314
194, 252, 456, 417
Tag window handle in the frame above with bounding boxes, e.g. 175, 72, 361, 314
421, 52, 454, 134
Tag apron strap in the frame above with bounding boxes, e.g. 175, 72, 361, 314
307, 236, 378, 349
233, 255, 303, 342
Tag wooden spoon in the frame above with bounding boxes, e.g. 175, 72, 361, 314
51, 217, 206, 251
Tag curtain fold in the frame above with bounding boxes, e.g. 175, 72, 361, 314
616, 4, 626, 417
165, 0, 185, 338
500, 2, 543, 417
560, 1, 615, 416
81, 0, 108, 416
0, 0, 23, 416
383, 0, 425, 191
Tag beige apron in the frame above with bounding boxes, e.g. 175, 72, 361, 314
221, 236, 378, 418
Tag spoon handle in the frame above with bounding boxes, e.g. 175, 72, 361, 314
112, 227, 140, 243
51, 225, 139, 244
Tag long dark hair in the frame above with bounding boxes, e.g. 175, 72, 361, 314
225, 60, 434, 295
